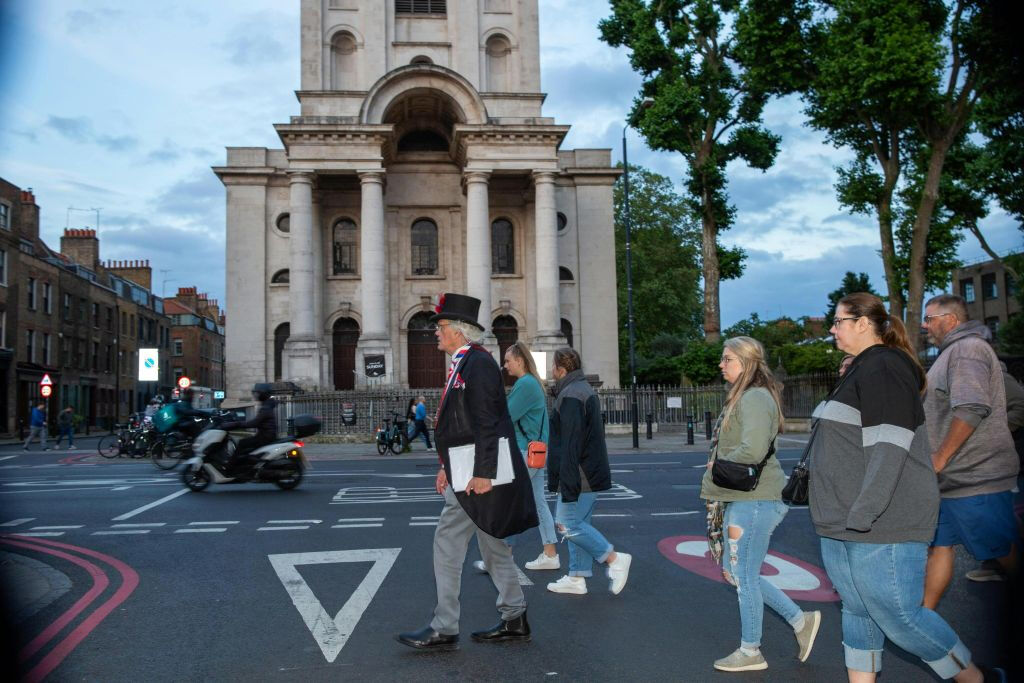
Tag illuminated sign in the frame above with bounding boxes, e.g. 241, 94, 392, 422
139, 348, 159, 381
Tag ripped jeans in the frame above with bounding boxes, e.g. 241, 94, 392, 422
723, 500, 803, 649
555, 493, 613, 577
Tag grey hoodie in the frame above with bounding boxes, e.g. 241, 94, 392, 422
924, 320, 1019, 497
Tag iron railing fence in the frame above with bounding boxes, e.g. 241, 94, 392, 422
272, 372, 840, 437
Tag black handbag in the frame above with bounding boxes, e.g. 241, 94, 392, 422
781, 430, 813, 505
711, 441, 776, 492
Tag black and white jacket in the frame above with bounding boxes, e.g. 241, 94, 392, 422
808, 345, 939, 544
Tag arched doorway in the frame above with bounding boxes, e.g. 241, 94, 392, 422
560, 318, 574, 349
492, 315, 518, 386
408, 312, 445, 389
332, 318, 360, 390
273, 323, 290, 380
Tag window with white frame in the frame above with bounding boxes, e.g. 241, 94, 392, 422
27, 277, 36, 309
173, 339, 183, 356
0, 201, 9, 230
43, 283, 51, 314
0, 247, 6, 285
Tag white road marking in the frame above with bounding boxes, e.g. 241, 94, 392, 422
411, 516, 439, 520
331, 483, 643, 504
189, 521, 239, 526
92, 530, 150, 535
0, 518, 35, 526
652, 511, 701, 516
331, 523, 383, 529
12, 531, 65, 537
1, 487, 132, 495
112, 488, 189, 521
268, 548, 401, 663
175, 528, 227, 533
0, 455, 18, 462
409, 522, 438, 526
112, 523, 166, 528
267, 519, 321, 524
336, 518, 385, 522
111, 486, 131, 491
258, 526, 310, 531
609, 469, 633, 473
592, 514, 630, 517
516, 566, 533, 586
30, 525, 84, 530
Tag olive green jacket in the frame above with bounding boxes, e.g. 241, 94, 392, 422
700, 387, 784, 502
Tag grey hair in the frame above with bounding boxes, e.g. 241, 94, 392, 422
925, 293, 969, 322
446, 319, 484, 345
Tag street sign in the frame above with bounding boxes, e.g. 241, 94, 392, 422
40, 373, 53, 386
214, 390, 225, 399
40, 385, 52, 398
138, 348, 159, 381
177, 376, 191, 389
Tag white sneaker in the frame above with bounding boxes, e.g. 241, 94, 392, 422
607, 552, 632, 595
472, 560, 488, 573
546, 575, 587, 595
524, 552, 560, 571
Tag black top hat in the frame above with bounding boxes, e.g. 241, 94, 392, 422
430, 293, 484, 330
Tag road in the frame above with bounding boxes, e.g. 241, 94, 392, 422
0, 442, 1013, 681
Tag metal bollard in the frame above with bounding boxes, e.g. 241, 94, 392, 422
686, 414, 695, 445
704, 411, 712, 440
645, 413, 653, 440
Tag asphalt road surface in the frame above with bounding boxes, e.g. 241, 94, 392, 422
0, 444, 1014, 681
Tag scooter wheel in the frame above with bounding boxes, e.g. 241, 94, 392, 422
182, 464, 211, 492
274, 462, 303, 490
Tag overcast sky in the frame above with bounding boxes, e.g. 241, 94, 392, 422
0, 1, 1019, 326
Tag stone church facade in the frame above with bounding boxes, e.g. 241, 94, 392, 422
215, 0, 620, 400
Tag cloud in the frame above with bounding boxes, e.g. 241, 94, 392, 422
152, 169, 225, 222
46, 115, 93, 142
220, 12, 290, 66
65, 8, 125, 32
96, 134, 138, 151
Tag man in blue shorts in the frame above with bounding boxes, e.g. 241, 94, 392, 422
921, 294, 1019, 609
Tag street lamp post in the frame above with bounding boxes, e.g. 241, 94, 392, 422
622, 125, 640, 449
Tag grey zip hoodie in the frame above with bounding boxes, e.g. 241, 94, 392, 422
924, 320, 1019, 497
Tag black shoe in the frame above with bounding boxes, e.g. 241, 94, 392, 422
470, 612, 531, 643
396, 626, 458, 651
980, 665, 1007, 683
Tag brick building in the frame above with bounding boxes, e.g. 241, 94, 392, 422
164, 287, 226, 392
0, 177, 173, 435
952, 254, 1021, 341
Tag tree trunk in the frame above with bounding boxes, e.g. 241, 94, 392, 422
701, 195, 721, 343
877, 184, 904, 319
906, 138, 953, 351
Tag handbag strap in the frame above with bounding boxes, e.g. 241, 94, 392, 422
796, 361, 862, 467
516, 412, 546, 443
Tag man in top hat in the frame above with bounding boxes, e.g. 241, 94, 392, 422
397, 293, 539, 651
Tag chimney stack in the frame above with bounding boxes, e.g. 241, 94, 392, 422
60, 227, 100, 270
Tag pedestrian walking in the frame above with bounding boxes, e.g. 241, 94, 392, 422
397, 293, 537, 651
545, 347, 632, 596
23, 403, 50, 451
407, 395, 433, 450
701, 336, 821, 673
54, 406, 75, 449
809, 292, 999, 682
920, 294, 1018, 604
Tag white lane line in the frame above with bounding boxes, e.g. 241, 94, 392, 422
592, 514, 630, 517
409, 522, 438, 527
2, 487, 134, 495
92, 530, 150, 535
111, 486, 132, 491
616, 461, 684, 466
189, 521, 240, 526
13, 531, 65, 537
652, 511, 701, 516
410, 516, 439, 520
175, 528, 227, 533
112, 488, 189, 521
336, 518, 385, 523
112, 523, 166, 528
30, 525, 84, 530
258, 526, 310, 531
0, 518, 35, 527
331, 523, 384, 529
0, 455, 18, 462
516, 567, 533, 586
267, 519, 321, 524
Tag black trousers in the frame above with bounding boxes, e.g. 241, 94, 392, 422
410, 419, 432, 448
236, 435, 273, 460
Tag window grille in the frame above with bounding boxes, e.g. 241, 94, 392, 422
396, 0, 446, 14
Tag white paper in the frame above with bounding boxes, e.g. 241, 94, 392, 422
449, 437, 515, 491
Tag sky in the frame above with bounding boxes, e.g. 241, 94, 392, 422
0, 1, 1019, 327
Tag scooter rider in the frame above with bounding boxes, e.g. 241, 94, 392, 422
221, 383, 279, 470
174, 388, 209, 439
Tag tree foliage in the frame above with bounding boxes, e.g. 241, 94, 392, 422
825, 272, 878, 328
679, 341, 724, 386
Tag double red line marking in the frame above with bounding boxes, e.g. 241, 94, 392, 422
0, 534, 139, 682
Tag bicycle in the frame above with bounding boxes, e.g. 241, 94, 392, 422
98, 423, 150, 459
374, 413, 408, 455
151, 431, 193, 470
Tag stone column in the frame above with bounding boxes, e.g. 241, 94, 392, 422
464, 170, 494, 342
355, 170, 393, 386
532, 170, 564, 349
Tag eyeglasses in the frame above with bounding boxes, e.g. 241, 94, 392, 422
923, 313, 953, 322
833, 316, 862, 326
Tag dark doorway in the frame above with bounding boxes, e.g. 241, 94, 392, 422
408, 312, 445, 389
560, 318, 574, 348
492, 315, 518, 386
273, 323, 290, 381
332, 318, 360, 390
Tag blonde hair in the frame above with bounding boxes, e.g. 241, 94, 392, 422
505, 340, 542, 385
720, 336, 784, 433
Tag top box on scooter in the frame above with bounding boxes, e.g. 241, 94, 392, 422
152, 403, 178, 433
292, 414, 321, 438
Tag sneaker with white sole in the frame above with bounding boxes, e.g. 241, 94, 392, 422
607, 552, 632, 595
524, 552, 560, 571
473, 560, 488, 573
546, 575, 587, 594
966, 560, 1006, 583
795, 610, 821, 662
714, 648, 768, 672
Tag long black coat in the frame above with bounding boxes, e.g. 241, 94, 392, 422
434, 344, 538, 538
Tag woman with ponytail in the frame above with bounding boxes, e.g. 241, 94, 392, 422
808, 293, 994, 681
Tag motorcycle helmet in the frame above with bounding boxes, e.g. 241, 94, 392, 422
253, 383, 272, 402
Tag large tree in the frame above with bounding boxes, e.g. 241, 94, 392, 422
600, 0, 774, 342
825, 272, 878, 328
613, 164, 704, 384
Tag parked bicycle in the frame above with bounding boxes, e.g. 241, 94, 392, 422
98, 420, 156, 459
374, 412, 409, 455
150, 431, 193, 470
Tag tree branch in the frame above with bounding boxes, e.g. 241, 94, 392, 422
966, 223, 1020, 281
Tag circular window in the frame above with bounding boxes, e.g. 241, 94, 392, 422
276, 213, 290, 233
557, 212, 568, 232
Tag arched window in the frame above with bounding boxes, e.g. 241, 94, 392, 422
556, 212, 568, 232
560, 318, 573, 348
411, 219, 438, 275
276, 213, 290, 233
491, 218, 514, 274
271, 269, 290, 284
398, 130, 448, 152
332, 318, 360, 390
492, 315, 518, 386
410, 55, 433, 65
333, 218, 357, 275
331, 32, 357, 90
486, 35, 510, 91
273, 323, 290, 380
408, 312, 445, 388
559, 266, 574, 281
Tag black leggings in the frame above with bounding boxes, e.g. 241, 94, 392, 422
236, 435, 273, 459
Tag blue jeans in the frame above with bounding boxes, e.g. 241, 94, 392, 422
55, 425, 74, 446
555, 493, 613, 577
505, 468, 558, 549
723, 500, 803, 648
820, 537, 972, 678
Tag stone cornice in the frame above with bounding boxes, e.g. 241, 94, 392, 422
273, 123, 394, 152
562, 167, 624, 186
211, 167, 275, 186
452, 124, 570, 166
